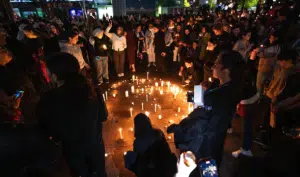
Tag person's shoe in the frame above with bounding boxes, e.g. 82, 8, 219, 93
103, 78, 109, 84
152, 63, 156, 67
232, 148, 253, 158
147, 63, 151, 67
121, 73, 124, 77
97, 82, 103, 86
227, 128, 233, 134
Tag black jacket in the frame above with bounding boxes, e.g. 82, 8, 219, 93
88, 37, 109, 57
154, 30, 166, 54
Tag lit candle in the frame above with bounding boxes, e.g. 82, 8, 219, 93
124, 152, 127, 155
102, 94, 106, 101
169, 120, 174, 124
168, 136, 172, 140
147, 72, 149, 80
132, 75, 135, 82
129, 127, 134, 132
178, 107, 181, 113
136, 76, 138, 85
146, 94, 149, 102
145, 111, 150, 117
142, 102, 144, 110
131, 102, 134, 105
119, 128, 123, 139
113, 93, 116, 97
158, 115, 162, 119
131, 86, 135, 93
105, 91, 108, 100
160, 90, 163, 95
130, 108, 133, 117
154, 104, 157, 112
155, 82, 158, 87
141, 88, 144, 93
167, 81, 171, 90
209, 77, 212, 82
125, 90, 129, 97
105, 153, 108, 157
161, 81, 164, 87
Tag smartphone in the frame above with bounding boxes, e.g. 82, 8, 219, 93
15, 90, 24, 98
199, 158, 218, 177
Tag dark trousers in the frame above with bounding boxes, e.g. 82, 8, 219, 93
155, 53, 166, 72
113, 50, 125, 74
241, 102, 258, 150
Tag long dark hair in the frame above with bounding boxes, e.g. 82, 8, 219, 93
134, 113, 153, 138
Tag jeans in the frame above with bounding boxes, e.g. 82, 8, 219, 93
94, 56, 109, 83
113, 50, 125, 74
256, 71, 273, 95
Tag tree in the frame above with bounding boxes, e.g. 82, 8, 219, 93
238, 0, 259, 9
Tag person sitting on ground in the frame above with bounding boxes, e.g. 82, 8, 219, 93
125, 113, 177, 177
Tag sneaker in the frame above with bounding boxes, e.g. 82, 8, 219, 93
103, 79, 109, 84
227, 128, 233, 134
97, 82, 103, 86
152, 63, 156, 67
232, 148, 253, 158
147, 63, 151, 67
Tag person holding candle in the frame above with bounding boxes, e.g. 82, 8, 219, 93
180, 57, 201, 88
124, 113, 177, 177
88, 28, 110, 85
105, 21, 127, 77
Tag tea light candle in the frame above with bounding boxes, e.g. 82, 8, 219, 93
105, 153, 108, 157
113, 93, 116, 97
145, 111, 150, 117
131, 86, 135, 93
160, 90, 163, 95
132, 102, 135, 105
132, 75, 135, 82
155, 82, 158, 87
130, 108, 133, 117
141, 88, 144, 93
142, 102, 144, 110
125, 90, 129, 97
129, 127, 134, 132
119, 128, 123, 139
169, 120, 174, 124
158, 115, 162, 119
161, 81, 164, 87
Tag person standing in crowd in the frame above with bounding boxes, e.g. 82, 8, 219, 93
59, 30, 90, 77
37, 53, 107, 177
105, 21, 127, 77
145, 23, 156, 67
172, 24, 184, 63
233, 30, 254, 62
125, 113, 177, 177
135, 24, 146, 62
125, 23, 138, 72
88, 28, 109, 85
154, 24, 167, 73
44, 24, 60, 56
198, 25, 211, 61
180, 57, 201, 87
250, 31, 281, 97
20, 25, 49, 92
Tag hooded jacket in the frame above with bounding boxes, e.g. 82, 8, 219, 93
59, 41, 87, 69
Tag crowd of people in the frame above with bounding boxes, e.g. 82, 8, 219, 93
1, 2, 300, 177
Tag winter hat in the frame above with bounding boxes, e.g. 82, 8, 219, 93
92, 28, 103, 37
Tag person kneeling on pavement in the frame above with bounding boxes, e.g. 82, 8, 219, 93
180, 57, 201, 87
168, 51, 245, 168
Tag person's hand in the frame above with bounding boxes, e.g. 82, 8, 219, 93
85, 64, 91, 70
176, 152, 197, 177
161, 52, 166, 57
12, 95, 23, 109
185, 79, 191, 84
178, 41, 183, 45
183, 43, 187, 47
178, 71, 182, 77
200, 81, 211, 91
108, 21, 112, 28
139, 37, 144, 40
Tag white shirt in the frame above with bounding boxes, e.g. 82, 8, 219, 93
105, 26, 127, 51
